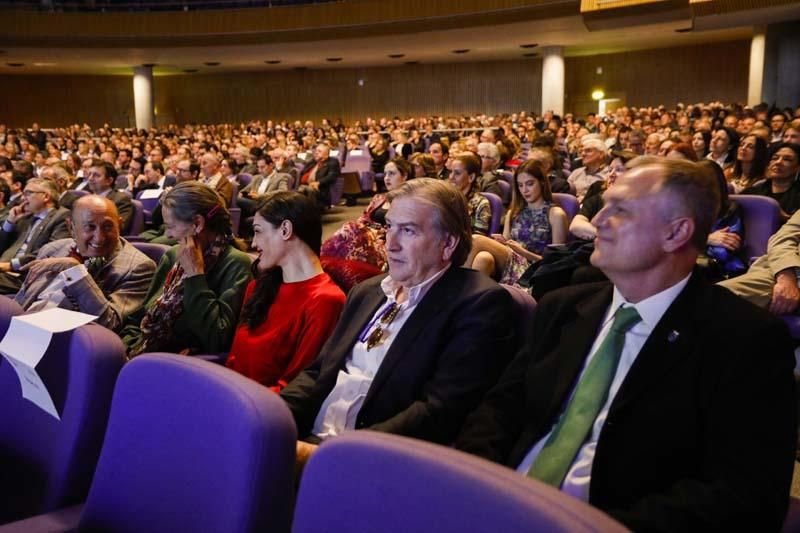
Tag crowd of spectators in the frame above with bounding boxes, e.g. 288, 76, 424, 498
1, 98, 800, 530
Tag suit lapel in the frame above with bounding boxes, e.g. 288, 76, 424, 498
608, 272, 710, 416
26, 210, 55, 250
540, 285, 614, 423
331, 283, 387, 370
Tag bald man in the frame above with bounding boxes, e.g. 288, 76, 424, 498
16, 195, 156, 332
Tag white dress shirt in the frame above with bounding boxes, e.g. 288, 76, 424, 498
312, 265, 450, 439
516, 274, 691, 501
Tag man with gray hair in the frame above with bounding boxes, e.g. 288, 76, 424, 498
567, 137, 608, 203
0, 177, 70, 294
282, 178, 515, 463
477, 141, 504, 199
457, 158, 795, 531
16, 195, 155, 331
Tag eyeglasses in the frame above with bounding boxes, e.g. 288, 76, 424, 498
23, 190, 45, 197
358, 302, 401, 351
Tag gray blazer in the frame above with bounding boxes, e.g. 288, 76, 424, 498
240, 172, 291, 197
0, 207, 71, 268
15, 238, 156, 332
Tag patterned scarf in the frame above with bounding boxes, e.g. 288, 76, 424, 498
68, 245, 109, 278
127, 234, 231, 357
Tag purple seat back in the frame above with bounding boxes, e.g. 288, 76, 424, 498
0, 315, 125, 523
79, 353, 297, 533
501, 170, 513, 184
127, 199, 146, 236
553, 192, 579, 223
496, 179, 511, 205
730, 194, 781, 261
130, 241, 170, 265
480, 192, 503, 235
329, 176, 345, 206
292, 432, 628, 533
237, 173, 253, 188
134, 191, 161, 220
342, 155, 375, 191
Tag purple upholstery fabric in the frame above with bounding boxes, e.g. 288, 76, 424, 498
729, 194, 781, 262
130, 241, 170, 265
553, 192, 579, 223
127, 199, 146, 236
342, 155, 375, 192
781, 316, 800, 340
480, 192, 504, 235
329, 176, 345, 206
0, 505, 83, 532
293, 432, 629, 533
134, 191, 161, 221
78, 353, 297, 533
501, 170, 513, 184
496, 179, 511, 205
237, 173, 253, 188
0, 318, 125, 524
782, 496, 800, 532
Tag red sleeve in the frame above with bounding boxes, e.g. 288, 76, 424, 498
272, 288, 345, 391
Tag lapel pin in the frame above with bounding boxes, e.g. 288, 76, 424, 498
667, 330, 680, 343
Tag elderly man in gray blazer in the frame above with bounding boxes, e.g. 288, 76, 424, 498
15, 195, 156, 332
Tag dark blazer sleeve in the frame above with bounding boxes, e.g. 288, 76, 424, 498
111, 192, 134, 235
17, 209, 71, 268
316, 158, 341, 187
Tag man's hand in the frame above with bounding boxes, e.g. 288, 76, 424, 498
309, 181, 320, 191
247, 190, 259, 199
177, 235, 205, 277
295, 441, 319, 480
707, 228, 742, 251
7, 200, 30, 224
21, 257, 80, 284
769, 269, 800, 315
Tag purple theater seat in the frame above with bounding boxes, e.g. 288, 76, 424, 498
73, 353, 297, 532
780, 315, 800, 340
496, 179, 511, 205
501, 170, 513, 184
134, 190, 162, 220
292, 432, 628, 533
730, 194, 781, 262
329, 176, 345, 207
0, 319, 126, 524
127, 199, 146, 236
552, 192, 579, 224
130, 241, 170, 265
480, 192, 504, 235
237, 173, 253, 188
342, 154, 375, 192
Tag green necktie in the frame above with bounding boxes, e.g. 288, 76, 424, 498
527, 305, 642, 487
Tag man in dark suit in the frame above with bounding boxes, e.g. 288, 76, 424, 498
456, 158, 797, 532
281, 178, 515, 465
0, 177, 70, 294
298, 143, 340, 210
83, 161, 133, 234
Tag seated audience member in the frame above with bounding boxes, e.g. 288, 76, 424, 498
0, 170, 27, 222
783, 119, 800, 145
456, 158, 796, 532
219, 157, 240, 184
120, 181, 252, 357
298, 143, 341, 210
468, 160, 568, 286
368, 138, 391, 174
131, 160, 166, 197
719, 206, 800, 314
691, 130, 711, 160
528, 147, 570, 194
237, 154, 290, 218
281, 178, 515, 462
410, 152, 436, 179
699, 160, 746, 281
199, 152, 234, 206
321, 158, 412, 269
741, 143, 800, 220
567, 138, 608, 203
429, 142, 450, 180
16, 195, 155, 331
272, 148, 299, 187
665, 142, 698, 161
139, 158, 200, 245
707, 126, 739, 170
727, 134, 769, 193
476, 142, 504, 198
0, 177, 70, 294
448, 153, 492, 236
226, 192, 345, 391
568, 151, 630, 240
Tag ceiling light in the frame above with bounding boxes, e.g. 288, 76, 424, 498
520, 43, 538, 48
522, 53, 537, 58
203, 62, 221, 66
388, 54, 405, 59
265, 60, 281, 64
6, 63, 24, 67
183, 69, 198, 73
675, 27, 692, 33
404, 61, 419, 65
451, 49, 470, 54
326, 57, 343, 62
33, 62, 56, 67
142, 63, 157, 67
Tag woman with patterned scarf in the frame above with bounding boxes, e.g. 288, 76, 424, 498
120, 181, 253, 357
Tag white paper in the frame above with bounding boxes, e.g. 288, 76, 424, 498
0, 308, 98, 420
350, 149, 363, 156
139, 188, 163, 200
330, 150, 340, 157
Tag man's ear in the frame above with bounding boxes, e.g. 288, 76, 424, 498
662, 216, 694, 252
441, 233, 459, 262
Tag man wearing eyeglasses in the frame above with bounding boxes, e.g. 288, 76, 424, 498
477, 142, 505, 200
0, 178, 70, 294
281, 178, 515, 467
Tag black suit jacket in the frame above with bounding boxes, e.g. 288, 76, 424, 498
281, 267, 515, 444
301, 157, 340, 206
106, 190, 134, 235
456, 273, 796, 532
